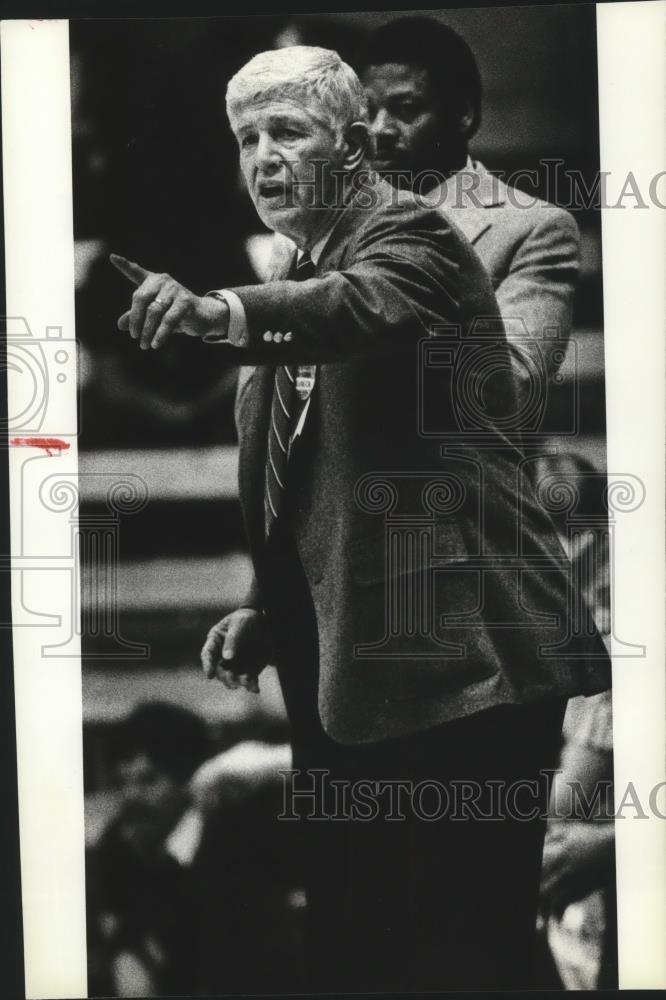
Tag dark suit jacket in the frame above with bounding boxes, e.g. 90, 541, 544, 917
228, 173, 610, 745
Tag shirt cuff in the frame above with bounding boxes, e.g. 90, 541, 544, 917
202, 289, 248, 346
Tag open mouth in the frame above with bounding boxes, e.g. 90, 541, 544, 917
373, 155, 402, 169
258, 182, 289, 201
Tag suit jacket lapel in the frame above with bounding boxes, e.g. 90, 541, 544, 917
237, 238, 297, 552
234, 235, 297, 422
315, 172, 392, 274
237, 362, 274, 554
238, 175, 388, 550
425, 160, 506, 245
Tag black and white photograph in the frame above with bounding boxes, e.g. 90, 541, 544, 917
2, 3, 665, 996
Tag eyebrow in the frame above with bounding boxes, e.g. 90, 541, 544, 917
233, 105, 335, 137
267, 114, 309, 128
371, 89, 424, 100
236, 112, 309, 131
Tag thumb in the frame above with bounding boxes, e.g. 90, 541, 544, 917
110, 253, 152, 286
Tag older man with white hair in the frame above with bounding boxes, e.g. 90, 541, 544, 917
112, 45, 610, 992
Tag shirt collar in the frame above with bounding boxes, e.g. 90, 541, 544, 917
429, 154, 475, 196
421, 156, 506, 211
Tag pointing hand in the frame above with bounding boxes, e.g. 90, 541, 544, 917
110, 253, 229, 350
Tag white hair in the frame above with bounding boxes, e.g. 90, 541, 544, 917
226, 45, 367, 134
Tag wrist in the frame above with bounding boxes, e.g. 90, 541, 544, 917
201, 292, 230, 342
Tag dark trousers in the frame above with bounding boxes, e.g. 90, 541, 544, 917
266, 523, 567, 992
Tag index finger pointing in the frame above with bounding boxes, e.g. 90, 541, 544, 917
109, 253, 152, 286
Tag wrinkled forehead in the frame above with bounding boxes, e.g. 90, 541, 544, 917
227, 93, 336, 135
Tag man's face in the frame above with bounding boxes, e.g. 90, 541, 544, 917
228, 97, 346, 248
116, 752, 185, 849
362, 63, 446, 181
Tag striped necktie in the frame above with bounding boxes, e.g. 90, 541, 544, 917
264, 251, 316, 537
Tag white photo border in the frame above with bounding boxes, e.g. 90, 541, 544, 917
2, 5, 665, 995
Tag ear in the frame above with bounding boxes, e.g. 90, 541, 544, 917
457, 99, 475, 137
341, 121, 369, 172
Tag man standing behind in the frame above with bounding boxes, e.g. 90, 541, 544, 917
361, 16, 580, 396
112, 46, 610, 991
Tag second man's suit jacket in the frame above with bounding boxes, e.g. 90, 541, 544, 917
423, 159, 580, 390
228, 172, 610, 745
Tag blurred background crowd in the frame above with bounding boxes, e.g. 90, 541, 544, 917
71, 8, 615, 994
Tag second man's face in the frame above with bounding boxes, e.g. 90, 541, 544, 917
362, 63, 444, 183
228, 97, 346, 249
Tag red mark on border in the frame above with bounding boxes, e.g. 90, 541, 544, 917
10, 437, 70, 456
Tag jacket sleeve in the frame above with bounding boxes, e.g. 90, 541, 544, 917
225, 205, 463, 364
495, 207, 580, 386
239, 574, 264, 613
